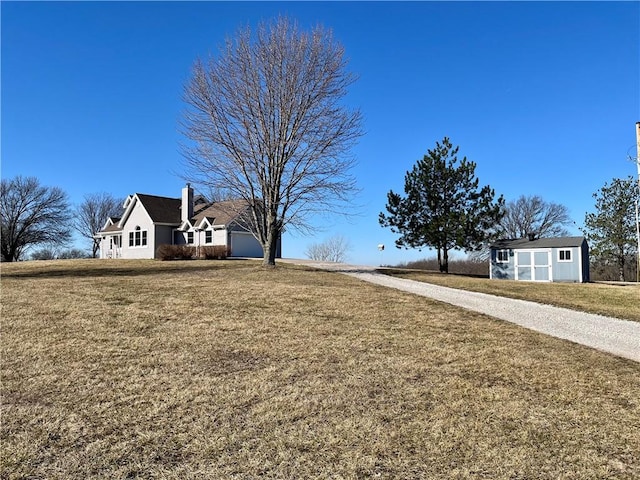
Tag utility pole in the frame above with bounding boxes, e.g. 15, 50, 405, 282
636, 122, 640, 188
635, 122, 640, 282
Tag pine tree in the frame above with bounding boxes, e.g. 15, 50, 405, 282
583, 176, 639, 282
379, 137, 504, 273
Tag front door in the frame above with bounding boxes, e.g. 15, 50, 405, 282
515, 249, 551, 281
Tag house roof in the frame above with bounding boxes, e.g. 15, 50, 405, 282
136, 194, 182, 224
490, 236, 587, 250
192, 199, 250, 227
102, 222, 122, 233
98, 192, 250, 234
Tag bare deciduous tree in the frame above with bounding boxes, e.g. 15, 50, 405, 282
181, 17, 363, 266
74, 193, 124, 258
305, 234, 352, 263
1, 176, 71, 262
499, 195, 572, 239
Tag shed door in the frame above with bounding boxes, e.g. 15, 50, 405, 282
515, 250, 551, 281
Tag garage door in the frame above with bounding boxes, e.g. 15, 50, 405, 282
230, 232, 263, 258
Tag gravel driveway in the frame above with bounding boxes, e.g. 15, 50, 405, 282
283, 259, 640, 363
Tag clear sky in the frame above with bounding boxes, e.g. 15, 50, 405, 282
2, 1, 639, 266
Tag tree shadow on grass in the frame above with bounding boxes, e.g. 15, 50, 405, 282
1, 259, 257, 280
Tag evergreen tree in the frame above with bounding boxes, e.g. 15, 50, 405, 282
379, 137, 504, 273
583, 176, 639, 282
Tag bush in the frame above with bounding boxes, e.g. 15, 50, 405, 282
156, 244, 230, 261
200, 245, 230, 260
156, 244, 195, 261
58, 248, 90, 259
30, 248, 57, 260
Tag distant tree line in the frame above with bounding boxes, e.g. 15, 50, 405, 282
1, 175, 123, 262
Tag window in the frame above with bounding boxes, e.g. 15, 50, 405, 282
205, 230, 213, 244
558, 249, 572, 262
187, 231, 194, 244
129, 227, 147, 247
496, 249, 509, 263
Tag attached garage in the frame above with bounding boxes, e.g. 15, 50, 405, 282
229, 231, 264, 258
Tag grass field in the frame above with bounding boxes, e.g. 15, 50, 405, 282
381, 268, 640, 322
2, 259, 639, 479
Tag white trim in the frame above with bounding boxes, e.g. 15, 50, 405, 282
178, 220, 194, 231
496, 249, 509, 263
557, 248, 573, 262
118, 194, 152, 228
514, 248, 552, 282
577, 245, 583, 282
128, 227, 149, 248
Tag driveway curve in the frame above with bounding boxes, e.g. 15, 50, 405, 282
281, 259, 640, 363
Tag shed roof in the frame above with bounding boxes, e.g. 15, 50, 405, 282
490, 236, 587, 250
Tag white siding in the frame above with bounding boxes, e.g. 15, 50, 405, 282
213, 229, 227, 246
121, 199, 155, 259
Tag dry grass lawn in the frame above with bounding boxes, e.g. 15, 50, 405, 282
2, 259, 639, 479
381, 269, 640, 322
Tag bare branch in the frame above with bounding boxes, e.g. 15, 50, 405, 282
180, 17, 363, 265
305, 234, 352, 263
1, 176, 72, 262
499, 195, 572, 239
74, 193, 124, 258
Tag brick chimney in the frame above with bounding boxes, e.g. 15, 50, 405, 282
182, 183, 194, 223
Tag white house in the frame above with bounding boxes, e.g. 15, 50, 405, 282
97, 184, 280, 260
489, 236, 589, 282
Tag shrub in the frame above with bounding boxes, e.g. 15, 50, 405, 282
30, 248, 57, 260
58, 248, 90, 259
156, 244, 195, 261
156, 244, 230, 261
200, 245, 230, 260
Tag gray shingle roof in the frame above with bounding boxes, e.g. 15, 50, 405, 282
98, 193, 250, 234
136, 194, 181, 224
192, 199, 250, 226
102, 219, 122, 233
490, 236, 587, 249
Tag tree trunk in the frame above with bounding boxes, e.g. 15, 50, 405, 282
436, 247, 449, 273
441, 248, 449, 274
262, 223, 279, 267
2, 246, 18, 262
618, 250, 626, 282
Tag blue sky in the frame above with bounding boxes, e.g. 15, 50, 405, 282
2, 1, 639, 265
